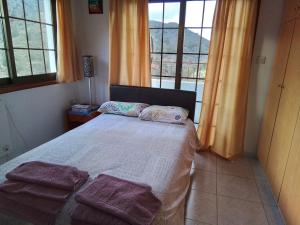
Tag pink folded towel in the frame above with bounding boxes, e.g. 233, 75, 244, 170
73, 174, 162, 225
0, 189, 65, 215
6, 161, 89, 191
0, 192, 56, 225
0, 161, 89, 225
0, 180, 70, 202
72, 204, 130, 225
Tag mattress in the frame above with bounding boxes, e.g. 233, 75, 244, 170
0, 114, 199, 225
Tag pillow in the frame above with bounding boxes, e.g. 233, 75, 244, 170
98, 101, 149, 117
139, 105, 189, 124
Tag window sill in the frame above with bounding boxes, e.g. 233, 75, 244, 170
0, 80, 58, 94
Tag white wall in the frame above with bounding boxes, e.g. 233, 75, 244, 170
244, 0, 284, 156
0, 83, 79, 163
0, 0, 109, 164
72, 0, 109, 105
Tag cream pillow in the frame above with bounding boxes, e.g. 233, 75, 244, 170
139, 105, 189, 124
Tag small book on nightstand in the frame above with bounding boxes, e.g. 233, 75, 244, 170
67, 105, 101, 130
70, 104, 100, 115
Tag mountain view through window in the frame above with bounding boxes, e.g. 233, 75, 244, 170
0, 0, 56, 80
148, 1, 216, 126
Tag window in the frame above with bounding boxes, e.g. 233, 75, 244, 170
149, 0, 216, 126
0, 0, 57, 89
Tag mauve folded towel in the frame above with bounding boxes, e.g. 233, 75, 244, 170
0, 192, 56, 225
71, 219, 94, 225
71, 204, 130, 225
6, 161, 89, 191
74, 174, 162, 225
0, 180, 70, 201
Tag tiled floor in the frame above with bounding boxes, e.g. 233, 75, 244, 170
185, 152, 286, 225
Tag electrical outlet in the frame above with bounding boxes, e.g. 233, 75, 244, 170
0, 145, 10, 158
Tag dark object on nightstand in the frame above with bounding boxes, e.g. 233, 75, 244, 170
66, 109, 101, 130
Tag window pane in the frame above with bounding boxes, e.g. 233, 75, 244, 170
44, 50, 56, 73
194, 102, 202, 124
25, 0, 39, 21
151, 77, 160, 88
150, 29, 161, 52
183, 28, 200, 53
182, 54, 198, 78
198, 63, 207, 79
200, 55, 208, 63
151, 53, 161, 76
39, 0, 53, 24
149, 3, 163, 28
7, 0, 24, 18
0, 19, 5, 48
185, 1, 203, 27
196, 79, 205, 101
161, 77, 175, 89
181, 78, 196, 92
42, 24, 54, 49
203, 1, 216, 27
27, 22, 42, 48
162, 54, 176, 77
0, 50, 9, 78
14, 49, 31, 76
10, 18, 27, 48
30, 50, 45, 74
200, 30, 211, 54
164, 2, 180, 28
163, 29, 178, 53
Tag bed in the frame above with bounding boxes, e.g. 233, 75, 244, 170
0, 85, 199, 225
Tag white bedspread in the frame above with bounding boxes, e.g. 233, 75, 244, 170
0, 114, 199, 225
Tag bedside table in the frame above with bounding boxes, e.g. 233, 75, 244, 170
66, 110, 101, 130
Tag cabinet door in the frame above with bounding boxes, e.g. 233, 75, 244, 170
266, 18, 300, 200
257, 21, 295, 168
279, 107, 300, 225
282, 0, 299, 23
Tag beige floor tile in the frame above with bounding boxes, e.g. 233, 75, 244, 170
256, 179, 277, 206
218, 196, 269, 225
217, 157, 254, 178
217, 174, 260, 202
185, 218, 214, 225
191, 170, 216, 194
248, 158, 268, 181
186, 190, 217, 225
264, 205, 286, 225
193, 152, 217, 172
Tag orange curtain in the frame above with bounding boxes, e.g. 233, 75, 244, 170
109, 0, 151, 86
198, 0, 258, 159
56, 0, 81, 83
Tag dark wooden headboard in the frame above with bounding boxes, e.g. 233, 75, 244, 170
110, 85, 196, 120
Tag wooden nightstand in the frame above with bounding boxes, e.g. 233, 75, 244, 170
66, 110, 101, 130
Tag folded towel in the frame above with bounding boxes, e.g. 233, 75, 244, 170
71, 204, 130, 225
0, 180, 70, 202
0, 161, 89, 225
71, 219, 94, 225
74, 174, 161, 225
0, 190, 65, 215
0, 192, 56, 225
6, 161, 89, 191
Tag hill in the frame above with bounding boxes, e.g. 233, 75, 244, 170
149, 20, 210, 78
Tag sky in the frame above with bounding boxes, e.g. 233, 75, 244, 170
148, 1, 216, 40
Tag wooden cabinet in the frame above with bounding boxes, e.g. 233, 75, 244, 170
257, 1, 300, 223
282, 0, 300, 23
257, 21, 295, 168
266, 18, 300, 200
66, 110, 101, 130
279, 107, 300, 225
